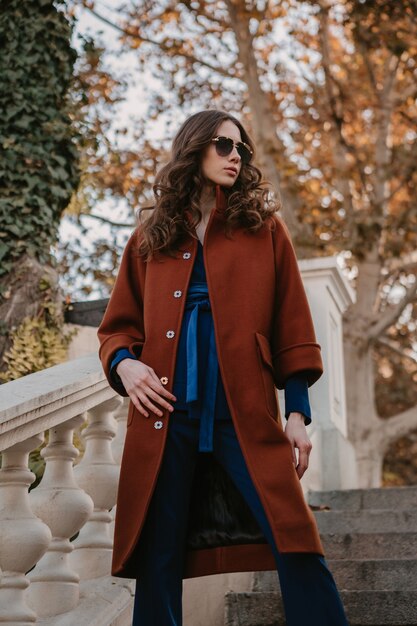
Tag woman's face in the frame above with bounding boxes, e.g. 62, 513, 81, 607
200, 120, 243, 187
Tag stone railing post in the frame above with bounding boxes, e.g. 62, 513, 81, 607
0, 435, 52, 625
111, 396, 129, 466
288, 257, 357, 491
69, 397, 121, 579
109, 397, 128, 539
27, 416, 94, 617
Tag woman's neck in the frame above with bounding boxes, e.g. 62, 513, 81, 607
198, 184, 216, 220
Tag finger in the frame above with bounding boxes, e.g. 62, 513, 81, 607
288, 437, 297, 467
129, 394, 149, 418
148, 371, 177, 401
146, 387, 174, 412
296, 443, 312, 478
148, 368, 176, 401
137, 390, 166, 417
144, 384, 176, 412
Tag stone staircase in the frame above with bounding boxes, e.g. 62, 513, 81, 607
224, 485, 417, 626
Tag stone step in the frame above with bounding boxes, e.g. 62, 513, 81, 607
253, 558, 417, 592
38, 576, 135, 625
224, 590, 417, 626
314, 509, 417, 534
320, 532, 417, 560
343, 590, 417, 625
333, 558, 417, 592
308, 485, 417, 511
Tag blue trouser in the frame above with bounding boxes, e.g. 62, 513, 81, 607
132, 410, 349, 625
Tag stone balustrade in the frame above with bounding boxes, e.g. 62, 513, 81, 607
0, 354, 133, 625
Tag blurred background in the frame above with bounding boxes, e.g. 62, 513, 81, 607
1, 2, 417, 624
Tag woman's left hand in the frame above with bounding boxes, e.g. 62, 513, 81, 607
284, 413, 312, 480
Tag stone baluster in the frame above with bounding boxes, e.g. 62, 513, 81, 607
111, 396, 129, 466
0, 435, 52, 625
70, 397, 121, 579
26, 416, 94, 617
109, 397, 129, 539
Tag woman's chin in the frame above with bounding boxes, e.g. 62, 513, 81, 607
216, 175, 236, 187
202, 173, 236, 188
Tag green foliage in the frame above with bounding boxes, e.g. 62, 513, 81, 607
0, 0, 81, 287
0, 274, 78, 382
0, 316, 76, 381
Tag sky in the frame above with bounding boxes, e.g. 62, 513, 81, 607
59, 2, 151, 298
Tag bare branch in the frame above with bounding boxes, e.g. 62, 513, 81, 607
78, 212, 135, 229
370, 278, 417, 340
381, 54, 401, 104
371, 54, 399, 218
393, 82, 417, 107
85, 6, 235, 79
398, 109, 417, 131
317, 7, 359, 240
360, 42, 378, 94
386, 255, 417, 274
377, 336, 417, 367
381, 404, 417, 444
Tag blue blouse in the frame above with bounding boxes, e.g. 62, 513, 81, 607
110, 240, 312, 452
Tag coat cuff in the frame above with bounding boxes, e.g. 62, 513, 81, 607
272, 342, 323, 390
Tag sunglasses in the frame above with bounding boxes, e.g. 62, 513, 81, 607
211, 135, 253, 164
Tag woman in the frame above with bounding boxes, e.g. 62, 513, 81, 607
97, 109, 349, 625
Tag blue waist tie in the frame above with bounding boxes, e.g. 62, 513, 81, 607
184, 282, 219, 453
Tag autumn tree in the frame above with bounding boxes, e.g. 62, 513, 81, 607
69, 0, 417, 486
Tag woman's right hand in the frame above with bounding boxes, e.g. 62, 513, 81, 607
116, 359, 177, 418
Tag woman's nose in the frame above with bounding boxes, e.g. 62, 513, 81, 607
229, 148, 240, 162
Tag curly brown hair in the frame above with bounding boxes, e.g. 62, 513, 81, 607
137, 109, 281, 260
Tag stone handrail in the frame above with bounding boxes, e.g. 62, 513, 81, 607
0, 353, 133, 625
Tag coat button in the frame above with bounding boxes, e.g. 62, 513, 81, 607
174, 290, 182, 298
154, 420, 163, 429
166, 330, 175, 339
183, 252, 191, 259
160, 376, 168, 385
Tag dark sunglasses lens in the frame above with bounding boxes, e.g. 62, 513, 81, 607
215, 137, 233, 156
238, 144, 252, 164
215, 137, 252, 164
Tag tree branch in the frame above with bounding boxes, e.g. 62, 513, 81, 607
377, 336, 417, 368
386, 141, 417, 203
85, 5, 235, 79
317, 7, 359, 239
381, 404, 417, 444
386, 255, 417, 274
78, 212, 135, 229
371, 54, 399, 224
370, 278, 417, 339
393, 82, 417, 107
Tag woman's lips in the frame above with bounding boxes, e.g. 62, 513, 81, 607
224, 168, 237, 175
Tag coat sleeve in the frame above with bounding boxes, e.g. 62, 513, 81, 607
97, 227, 146, 396
270, 215, 323, 390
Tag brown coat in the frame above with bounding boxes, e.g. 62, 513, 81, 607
97, 184, 324, 580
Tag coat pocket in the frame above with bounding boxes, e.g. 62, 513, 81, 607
255, 332, 279, 420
